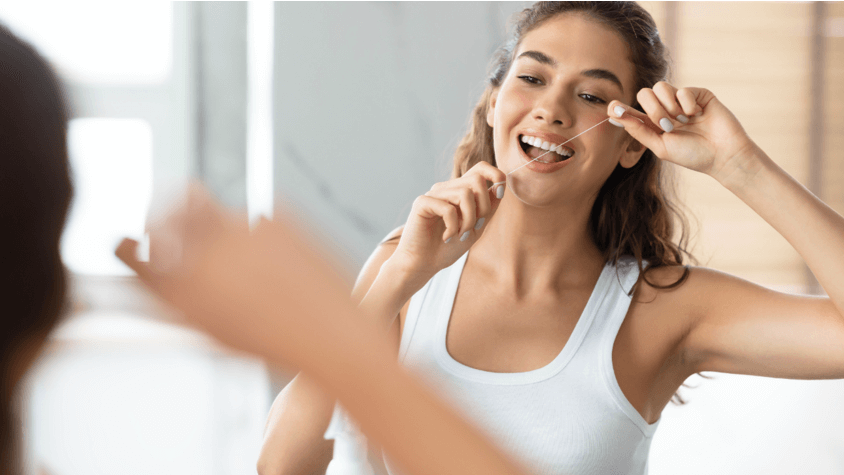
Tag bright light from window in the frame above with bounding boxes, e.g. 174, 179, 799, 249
62, 118, 153, 276
0, 1, 172, 84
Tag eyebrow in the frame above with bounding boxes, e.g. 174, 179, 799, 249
516, 50, 624, 93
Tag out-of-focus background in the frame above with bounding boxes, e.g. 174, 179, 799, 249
3, 1, 844, 474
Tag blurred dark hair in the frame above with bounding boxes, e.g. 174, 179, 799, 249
0, 23, 73, 475
452, 1, 692, 295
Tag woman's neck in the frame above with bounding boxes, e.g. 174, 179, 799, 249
471, 193, 605, 299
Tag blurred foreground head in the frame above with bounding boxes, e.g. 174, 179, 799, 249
0, 23, 73, 475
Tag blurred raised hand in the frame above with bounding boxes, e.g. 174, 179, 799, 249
116, 184, 359, 372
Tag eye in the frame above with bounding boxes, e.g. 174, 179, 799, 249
580, 93, 606, 104
518, 75, 542, 85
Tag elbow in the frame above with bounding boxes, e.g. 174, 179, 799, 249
256, 453, 285, 475
256, 458, 274, 475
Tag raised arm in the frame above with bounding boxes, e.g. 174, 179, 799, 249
115, 184, 532, 475
610, 84, 844, 380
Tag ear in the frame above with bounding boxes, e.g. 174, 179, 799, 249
619, 136, 646, 169
486, 89, 499, 128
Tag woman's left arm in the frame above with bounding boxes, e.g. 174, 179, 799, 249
610, 84, 844, 379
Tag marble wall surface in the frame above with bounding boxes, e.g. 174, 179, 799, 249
274, 2, 530, 268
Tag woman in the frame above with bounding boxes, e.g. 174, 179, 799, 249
261, 2, 844, 475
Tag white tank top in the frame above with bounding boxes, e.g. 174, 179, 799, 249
383, 251, 659, 475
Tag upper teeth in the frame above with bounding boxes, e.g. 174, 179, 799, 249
520, 135, 573, 158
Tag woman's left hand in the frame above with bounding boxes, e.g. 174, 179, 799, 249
608, 82, 759, 182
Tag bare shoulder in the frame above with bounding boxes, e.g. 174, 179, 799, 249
351, 225, 403, 301
625, 265, 700, 354
634, 265, 770, 315
627, 265, 770, 362
351, 226, 411, 336
633, 264, 737, 304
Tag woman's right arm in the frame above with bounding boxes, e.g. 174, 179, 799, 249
256, 228, 412, 475
256, 160, 509, 474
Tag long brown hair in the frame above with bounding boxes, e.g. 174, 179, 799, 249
453, 1, 693, 293
0, 23, 74, 475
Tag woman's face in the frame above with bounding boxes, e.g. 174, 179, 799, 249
487, 13, 641, 208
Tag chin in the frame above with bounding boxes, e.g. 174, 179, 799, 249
506, 176, 567, 209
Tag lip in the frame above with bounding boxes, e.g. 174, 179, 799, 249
515, 129, 575, 174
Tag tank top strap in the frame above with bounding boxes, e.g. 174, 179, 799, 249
570, 257, 640, 345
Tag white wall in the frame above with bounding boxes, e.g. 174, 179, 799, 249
273, 2, 530, 266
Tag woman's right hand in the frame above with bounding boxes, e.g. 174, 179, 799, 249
390, 161, 506, 281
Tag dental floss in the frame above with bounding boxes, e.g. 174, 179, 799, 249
488, 113, 646, 191
504, 117, 612, 178
488, 116, 610, 191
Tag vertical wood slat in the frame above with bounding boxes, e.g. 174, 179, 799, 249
806, 2, 827, 294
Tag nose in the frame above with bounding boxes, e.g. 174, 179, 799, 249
532, 88, 574, 128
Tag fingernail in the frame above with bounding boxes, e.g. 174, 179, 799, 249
474, 217, 485, 230
613, 105, 626, 118
496, 184, 505, 199
659, 118, 674, 133
676, 114, 689, 124
445, 237, 451, 244
608, 118, 624, 128
460, 231, 470, 242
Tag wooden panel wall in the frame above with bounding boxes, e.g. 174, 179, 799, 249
640, 2, 822, 289
824, 3, 844, 219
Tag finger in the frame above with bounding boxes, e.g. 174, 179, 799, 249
432, 186, 476, 240
652, 81, 688, 124
115, 238, 176, 301
676, 87, 704, 117
637, 88, 676, 133
464, 174, 491, 232
608, 101, 663, 135
466, 161, 507, 200
607, 101, 667, 157
413, 195, 460, 243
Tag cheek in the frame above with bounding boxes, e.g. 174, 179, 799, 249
595, 120, 627, 150
514, 90, 531, 108
583, 122, 629, 165
498, 85, 532, 115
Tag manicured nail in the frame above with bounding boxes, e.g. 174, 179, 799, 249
445, 237, 451, 244
613, 105, 626, 117
676, 114, 689, 124
460, 231, 470, 242
608, 118, 624, 128
496, 184, 505, 199
474, 217, 485, 230
659, 118, 673, 133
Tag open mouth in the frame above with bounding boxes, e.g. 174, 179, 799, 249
518, 135, 575, 163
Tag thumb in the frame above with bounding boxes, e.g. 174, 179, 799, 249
608, 102, 667, 158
